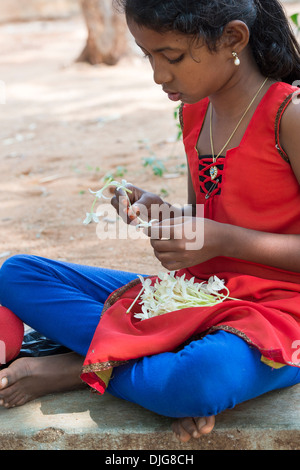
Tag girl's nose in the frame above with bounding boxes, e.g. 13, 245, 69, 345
152, 62, 173, 85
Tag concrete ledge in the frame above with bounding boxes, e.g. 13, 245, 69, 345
0, 384, 299, 450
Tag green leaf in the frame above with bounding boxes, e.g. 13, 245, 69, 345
142, 156, 156, 167
142, 156, 166, 176
291, 13, 299, 27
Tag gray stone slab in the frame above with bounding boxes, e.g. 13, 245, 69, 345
0, 384, 299, 450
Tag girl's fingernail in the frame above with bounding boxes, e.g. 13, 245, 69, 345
132, 206, 140, 216
0, 377, 8, 388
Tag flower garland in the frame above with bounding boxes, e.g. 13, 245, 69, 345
127, 272, 238, 320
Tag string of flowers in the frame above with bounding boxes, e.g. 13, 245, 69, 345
83, 178, 157, 228
127, 272, 239, 321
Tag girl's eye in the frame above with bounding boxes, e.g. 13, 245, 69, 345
143, 53, 152, 60
143, 53, 184, 65
167, 54, 185, 65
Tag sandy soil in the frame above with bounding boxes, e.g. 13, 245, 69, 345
0, 15, 187, 276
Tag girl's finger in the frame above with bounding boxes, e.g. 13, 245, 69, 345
151, 239, 177, 253
121, 198, 128, 207
128, 204, 140, 218
148, 218, 193, 240
148, 220, 175, 240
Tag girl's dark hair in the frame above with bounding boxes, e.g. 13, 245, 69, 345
114, 0, 300, 84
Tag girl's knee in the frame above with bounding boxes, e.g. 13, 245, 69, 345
0, 255, 23, 286
1, 254, 32, 274
1, 254, 41, 279
0, 255, 39, 302
162, 333, 254, 416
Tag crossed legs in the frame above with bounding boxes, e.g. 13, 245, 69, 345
0, 255, 300, 443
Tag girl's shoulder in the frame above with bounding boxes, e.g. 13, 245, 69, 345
264, 81, 299, 108
270, 82, 300, 164
180, 81, 298, 116
179, 81, 299, 138
276, 83, 300, 166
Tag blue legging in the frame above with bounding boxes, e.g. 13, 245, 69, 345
0, 254, 300, 418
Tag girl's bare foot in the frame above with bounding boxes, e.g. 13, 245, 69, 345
172, 416, 215, 443
0, 352, 85, 408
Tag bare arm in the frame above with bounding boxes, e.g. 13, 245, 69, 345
216, 99, 300, 273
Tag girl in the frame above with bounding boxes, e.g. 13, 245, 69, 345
1, 0, 300, 443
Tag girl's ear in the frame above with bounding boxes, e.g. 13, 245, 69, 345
221, 20, 250, 54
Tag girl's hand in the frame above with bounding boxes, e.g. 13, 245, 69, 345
148, 217, 223, 271
111, 183, 166, 225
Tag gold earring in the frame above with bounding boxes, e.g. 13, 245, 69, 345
232, 52, 240, 66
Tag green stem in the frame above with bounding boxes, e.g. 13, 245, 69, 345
126, 286, 145, 314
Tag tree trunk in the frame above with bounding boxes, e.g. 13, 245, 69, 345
78, 0, 128, 66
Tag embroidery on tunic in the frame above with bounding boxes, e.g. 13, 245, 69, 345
274, 91, 299, 164
198, 155, 225, 198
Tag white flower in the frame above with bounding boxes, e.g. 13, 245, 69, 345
83, 212, 100, 225
116, 179, 132, 193
89, 187, 111, 200
136, 219, 159, 229
128, 272, 237, 321
208, 275, 226, 291
89, 178, 132, 201
200, 276, 227, 295
85, 178, 164, 231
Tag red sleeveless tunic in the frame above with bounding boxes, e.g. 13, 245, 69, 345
81, 82, 300, 394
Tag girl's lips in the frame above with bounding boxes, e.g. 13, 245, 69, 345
167, 92, 182, 102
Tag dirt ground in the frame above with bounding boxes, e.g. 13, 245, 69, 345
1, 4, 299, 277
0, 14, 188, 276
